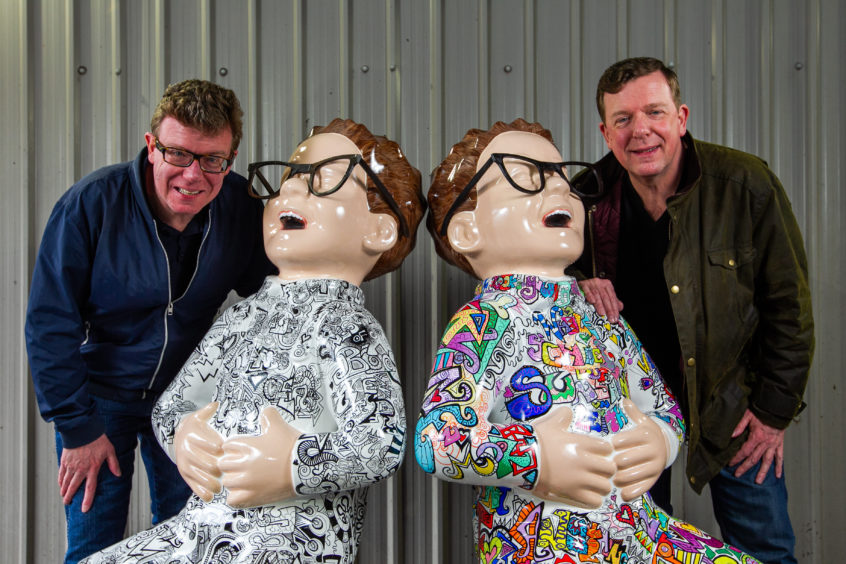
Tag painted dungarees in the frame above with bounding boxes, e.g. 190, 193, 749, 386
87, 277, 405, 563
416, 274, 758, 564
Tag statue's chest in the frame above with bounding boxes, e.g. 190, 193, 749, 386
209, 311, 334, 437
492, 303, 630, 435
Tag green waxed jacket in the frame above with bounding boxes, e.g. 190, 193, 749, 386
570, 133, 814, 492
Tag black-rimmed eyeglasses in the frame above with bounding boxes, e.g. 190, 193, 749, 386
247, 154, 410, 237
438, 153, 603, 236
154, 138, 232, 173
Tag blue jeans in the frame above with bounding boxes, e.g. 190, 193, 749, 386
710, 461, 797, 564
648, 461, 795, 563
54, 395, 192, 564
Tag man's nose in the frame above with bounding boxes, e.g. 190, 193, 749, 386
182, 159, 205, 180
631, 112, 650, 137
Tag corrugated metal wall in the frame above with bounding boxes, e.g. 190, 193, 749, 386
2, 0, 844, 562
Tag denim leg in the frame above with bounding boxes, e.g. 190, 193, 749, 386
54, 400, 140, 564
138, 425, 192, 524
709, 461, 796, 564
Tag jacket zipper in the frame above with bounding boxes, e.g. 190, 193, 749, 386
149, 219, 173, 394
587, 205, 598, 278
147, 209, 213, 393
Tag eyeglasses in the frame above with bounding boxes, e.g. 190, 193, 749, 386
154, 138, 232, 173
438, 153, 603, 236
247, 154, 410, 237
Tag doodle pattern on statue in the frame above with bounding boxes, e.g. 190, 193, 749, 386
84, 117, 424, 563
416, 119, 762, 564
86, 278, 403, 562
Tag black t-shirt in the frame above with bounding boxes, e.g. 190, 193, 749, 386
155, 212, 206, 300
615, 178, 685, 413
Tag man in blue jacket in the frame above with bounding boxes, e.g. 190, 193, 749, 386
25, 79, 272, 563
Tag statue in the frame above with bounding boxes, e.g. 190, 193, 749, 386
416, 119, 760, 563
84, 118, 424, 563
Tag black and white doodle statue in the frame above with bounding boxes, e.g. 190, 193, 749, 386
85, 119, 424, 563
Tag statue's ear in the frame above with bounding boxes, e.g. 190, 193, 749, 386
362, 213, 398, 254
447, 210, 483, 255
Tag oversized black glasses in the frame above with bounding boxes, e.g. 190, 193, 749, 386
247, 154, 410, 237
438, 153, 603, 236
154, 138, 232, 173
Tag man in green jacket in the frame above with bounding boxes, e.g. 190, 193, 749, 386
571, 57, 813, 563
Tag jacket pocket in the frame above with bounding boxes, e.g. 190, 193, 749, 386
707, 246, 756, 325
706, 246, 755, 270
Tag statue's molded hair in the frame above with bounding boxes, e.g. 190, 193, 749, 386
426, 118, 554, 278
311, 118, 425, 280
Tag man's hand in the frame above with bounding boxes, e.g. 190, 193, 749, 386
729, 409, 785, 484
174, 402, 224, 501
532, 407, 616, 509
58, 433, 121, 512
611, 398, 670, 501
220, 407, 299, 508
578, 278, 623, 323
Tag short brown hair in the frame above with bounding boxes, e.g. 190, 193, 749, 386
310, 118, 425, 281
427, 119, 554, 278
151, 79, 243, 153
596, 57, 682, 122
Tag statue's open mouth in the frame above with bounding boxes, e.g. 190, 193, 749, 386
542, 209, 572, 228
279, 211, 307, 230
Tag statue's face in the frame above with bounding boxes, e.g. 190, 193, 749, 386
262, 132, 377, 276
469, 130, 585, 270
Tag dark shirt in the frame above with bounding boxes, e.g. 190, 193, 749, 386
615, 177, 685, 414
156, 213, 206, 299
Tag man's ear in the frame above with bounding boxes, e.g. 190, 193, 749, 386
599, 122, 611, 148
362, 213, 398, 254
144, 132, 157, 158
447, 211, 483, 255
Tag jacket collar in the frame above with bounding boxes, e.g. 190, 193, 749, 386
130, 147, 156, 223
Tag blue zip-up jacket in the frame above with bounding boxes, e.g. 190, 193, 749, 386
26, 148, 273, 448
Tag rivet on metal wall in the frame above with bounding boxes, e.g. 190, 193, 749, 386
795, 62, 804, 70
77, 66, 87, 75
115, 68, 122, 76
361, 65, 370, 73
503, 65, 512, 73
389, 65, 396, 72
219, 67, 229, 76
667, 61, 676, 69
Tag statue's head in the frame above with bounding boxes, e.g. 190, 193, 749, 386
251, 118, 424, 284
428, 119, 595, 280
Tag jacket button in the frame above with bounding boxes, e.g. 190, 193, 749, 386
687, 357, 696, 367
690, 476, 696, 485
670, 285, 680, 294
728, 259, 736, 267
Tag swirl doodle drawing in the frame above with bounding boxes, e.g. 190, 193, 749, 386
416, 274, 759, 564
86, 277, 405, 563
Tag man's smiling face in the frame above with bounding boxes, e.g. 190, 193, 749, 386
144, 116, 234, 230
599, 70, 688, 187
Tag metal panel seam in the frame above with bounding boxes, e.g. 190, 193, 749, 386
428, 4, 444, 561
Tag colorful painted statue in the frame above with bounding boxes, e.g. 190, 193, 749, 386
85, 119, 424, 563
416, 119, 760, 563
